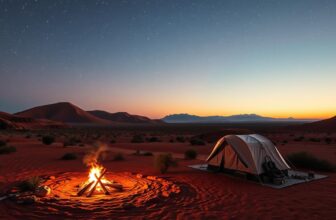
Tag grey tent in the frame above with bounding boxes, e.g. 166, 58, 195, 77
206, 134, 290, 175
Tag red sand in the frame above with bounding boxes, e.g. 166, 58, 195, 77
0, 136, 335, 219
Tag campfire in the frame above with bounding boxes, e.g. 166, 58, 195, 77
77, 163, 122, 197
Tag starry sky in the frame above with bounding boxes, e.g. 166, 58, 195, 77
1, 0, 336, 119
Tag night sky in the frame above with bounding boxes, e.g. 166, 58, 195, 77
1, 0, 335, 119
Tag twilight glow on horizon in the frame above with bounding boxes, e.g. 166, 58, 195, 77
1, 0, 335, 119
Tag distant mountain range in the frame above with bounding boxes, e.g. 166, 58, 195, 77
88, 110, 161, 124
162, 113, 316, 123
1, 102, 333, 131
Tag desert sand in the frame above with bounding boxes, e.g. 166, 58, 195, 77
0, 130, 335, 220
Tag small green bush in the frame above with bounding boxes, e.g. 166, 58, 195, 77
61, 153, 77, 160
154, 153, 177, 174
286, 152, 335, 172
42, 135, 55, 145
189, 138, 205, 146
112, 152, 124, 161
18, 176, 41, 191
131, 135, 145, 143
0, 145, 16, 154
184, 149, 198, 160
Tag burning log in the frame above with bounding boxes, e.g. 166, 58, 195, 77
77, 181, 94, 196
106, 183, 123, 191
77, 163, 122, 197
94, 173, 110, 195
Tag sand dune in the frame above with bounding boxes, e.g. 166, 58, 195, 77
298, 116, 336, 131
15, 102, 111, 125
0, 112, 66, 130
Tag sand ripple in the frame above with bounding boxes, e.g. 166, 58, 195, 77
1, 172, 192, 219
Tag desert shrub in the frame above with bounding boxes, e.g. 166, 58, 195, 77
324, 137, 332, 144
286, 152, 335, 172
184, 149, 198, 160
189, 138, 205, 146
42, 135, 55, 145
110, 139, 116, 144
25, 134, 31, 139
176, 136, 185, 143
131, 134, 145, 143
112, 152, 124, 161
169, 139, 175, 143
0, 145, 16, 154
146, 136, 161, 142
282, 140, 288, 144
309, 138, 321, 142
293, 136, 304, 142
61, 153, 77, 160
154, 153, 177, 174
18, 176, 41, 191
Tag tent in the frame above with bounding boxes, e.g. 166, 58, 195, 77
206, 134, 290, 175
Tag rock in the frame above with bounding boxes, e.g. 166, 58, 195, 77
49, 176, 55, 180
35, 186, 51, 197
136, 173, 143, 179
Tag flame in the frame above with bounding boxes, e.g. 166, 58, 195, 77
87, 163, 110, 193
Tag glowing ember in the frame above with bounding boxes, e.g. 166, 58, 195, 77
77, 163, 123, 197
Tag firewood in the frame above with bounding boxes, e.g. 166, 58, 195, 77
77, 181, 94, 196
106, 183, 123, 191
94, 173, 110, 195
